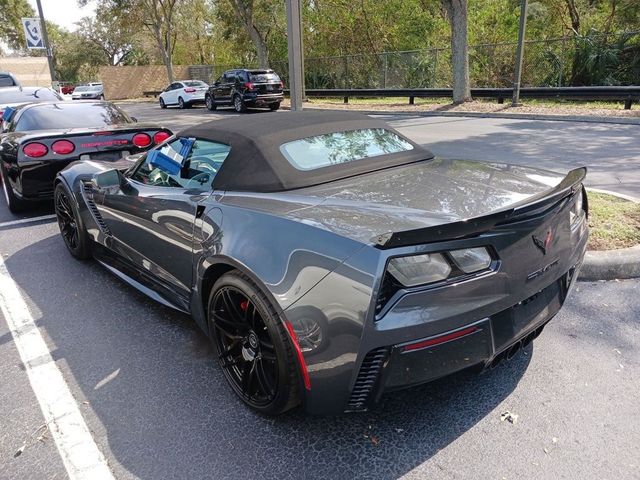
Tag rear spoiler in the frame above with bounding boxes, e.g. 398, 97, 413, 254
372, 167, 587, 249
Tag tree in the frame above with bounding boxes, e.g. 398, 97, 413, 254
0, 0, 36, 50
77, 10, 140, 66
229, 0, 270, 68
441, 0, 471, 103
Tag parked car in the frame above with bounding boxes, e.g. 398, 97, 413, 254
158, 80, 208, 109
0, 72, 20, 88
72, 84, 104, 100
0, 86, 62, 122
60, 83, 76, 95
205, 69, 283, 112
53, 111, 588, 415
0, 101, 171, 212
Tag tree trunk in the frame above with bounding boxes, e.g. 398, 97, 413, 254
246, 23, 269, 68
443, 0, 471, 103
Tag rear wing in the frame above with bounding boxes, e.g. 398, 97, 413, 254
372, 167, 587, 249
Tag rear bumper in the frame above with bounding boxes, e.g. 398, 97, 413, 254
243, 93, 283, 106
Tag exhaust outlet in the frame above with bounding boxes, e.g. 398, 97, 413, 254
506, 340, 523, 360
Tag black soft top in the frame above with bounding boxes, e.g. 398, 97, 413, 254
181, 111, 434, 192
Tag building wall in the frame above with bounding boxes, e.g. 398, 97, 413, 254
99, 65, 190, 100
0, 57, 51, 87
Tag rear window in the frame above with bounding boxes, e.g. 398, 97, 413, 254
249, 72, 280, 83
183, 81, 207, 87
279, 128, 414, 171
15, 103, 132, 131
0, 75, 18, 87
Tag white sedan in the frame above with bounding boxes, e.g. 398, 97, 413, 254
159, 80, 208, 109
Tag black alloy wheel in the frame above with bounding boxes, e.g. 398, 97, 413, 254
205, 94, 216, 111
233, 94, 247, 113
159, 97, 166, 109
208, 272, 301, 414
269, 102, 280, 111
54, 183, 90, 259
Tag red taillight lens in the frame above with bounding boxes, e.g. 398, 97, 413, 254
244, 82, 254, 90
132, 133, 152, 148
153, 131, 171, 144
51, 140, 75, 155
184, 87, 196, 93
23, 142, 48, 158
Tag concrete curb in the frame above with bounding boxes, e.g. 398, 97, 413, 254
579, 189, 640, 281
293, 105, 640, 126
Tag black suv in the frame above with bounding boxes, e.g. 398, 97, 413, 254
205, 69, 283, 113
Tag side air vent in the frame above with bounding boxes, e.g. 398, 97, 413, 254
346, 347, 389, 412
374, 272, 402, 317
82, 183, 111, 235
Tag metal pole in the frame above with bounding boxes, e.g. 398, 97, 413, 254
512, 0, 528, 106
34, 0, 57, 87
286, 0, 304, 111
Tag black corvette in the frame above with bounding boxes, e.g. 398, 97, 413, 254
54, 111, 588, 415
0, 101, 171, 212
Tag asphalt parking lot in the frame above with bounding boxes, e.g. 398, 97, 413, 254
1, 106, 639, 480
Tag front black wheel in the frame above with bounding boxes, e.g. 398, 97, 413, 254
205, 94, 217, 111
159, 97, 166, 109
54, 183, 91, 260
269, 102, 281, 111
208, 271, 301, 415
1, 164, 26, 213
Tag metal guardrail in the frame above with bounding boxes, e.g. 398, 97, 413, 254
286, 86, 640, 109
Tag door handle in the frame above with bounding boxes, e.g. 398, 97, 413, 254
195, 205, 206, 219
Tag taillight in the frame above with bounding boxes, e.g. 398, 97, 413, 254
132, 133, 152, 148
23, 142, 48, 158
51, 140, 75, 155
153, 131, 171, 144
184, 88, 196, 93
244, 82, 254, 90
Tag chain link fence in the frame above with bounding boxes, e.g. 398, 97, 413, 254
200, 31, 639, 89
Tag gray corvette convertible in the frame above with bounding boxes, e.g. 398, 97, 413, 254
55, 111, 588, 415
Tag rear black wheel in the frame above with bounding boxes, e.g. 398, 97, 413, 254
1, 163, 26, 213
54, 183, 91, 260
269, 102, 281, 111
205, 94, 217, 111
178, 97, 186, 109
233, 94, 247, 113
208, 271, 301, 415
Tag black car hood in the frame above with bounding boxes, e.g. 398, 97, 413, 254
220, 158, 570, 244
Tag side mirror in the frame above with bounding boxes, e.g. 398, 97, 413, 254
91, 168, 123, 191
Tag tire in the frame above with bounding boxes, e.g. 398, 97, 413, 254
208, 271, 301, 415
1, 163, 26, 213
54, 183, 91, 260
178, 97, 186, 109
269, 102, 281, 111
99, 94, 105, 100
205, 94, 217, 111
159, 97, 166, 109
233, 94, 247, 113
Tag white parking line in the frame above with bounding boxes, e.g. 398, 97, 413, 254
0, 255, 115, 480
0, 214, 57, 228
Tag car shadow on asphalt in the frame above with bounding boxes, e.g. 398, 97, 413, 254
5, 234, 531, 480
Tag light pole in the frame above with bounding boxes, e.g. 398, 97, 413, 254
34, 0, 57, 87
512, 0, 528, 106
286, 0, 304, 111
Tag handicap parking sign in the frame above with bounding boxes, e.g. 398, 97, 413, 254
22, 18, 45, 49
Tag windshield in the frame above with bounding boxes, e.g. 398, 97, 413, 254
15, 103, 133, 131
280, 128, 414, 171
0, 88, 61, 105
74, 86, 101, 92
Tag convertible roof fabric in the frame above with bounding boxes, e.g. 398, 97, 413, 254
181, 110, 435, 192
